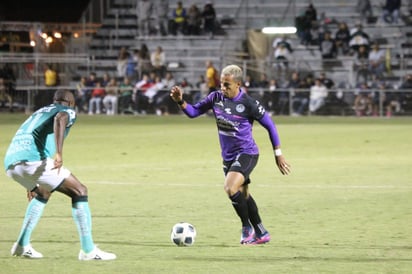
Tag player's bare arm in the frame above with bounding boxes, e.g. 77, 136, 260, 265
53, 112, 69, 171
274, 146, 290, 175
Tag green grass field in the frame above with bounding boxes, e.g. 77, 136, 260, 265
0, 114, 411, 274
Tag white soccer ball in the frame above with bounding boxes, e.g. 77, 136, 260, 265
170, 222, 197, 246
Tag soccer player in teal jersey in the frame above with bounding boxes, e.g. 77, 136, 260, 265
4, 90, 116, 260
170, 65, 291, 245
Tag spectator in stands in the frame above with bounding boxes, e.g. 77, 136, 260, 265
144, 75, 166, 115
273, 42, 292, 74
289, 71, 310, 116
258, 77, 274, 114
354, 45, 370, 84
319, 72, 335, 89
319, 31, 337, 69
75, 76, 88, 113
133, 73, 154, 115
171, 1, 187, 35
349, 23, 370, 53
88, 81, 105, 115
368, 42, 386, 79
0, 77, 13, 112
155, 0, 169, 36
241, 75, 258, 99
84, 71, 97, 105
193, 74, 208, 103
151, 46, 166, 78
44, 64, 58, 87
137, 43, 152, 80
126, 49, 138, 81
309, 78, 328, 115
295, 3, 318, 45
202, 2, 217, 38
86, 72, 97, 87
388, 73, 412, 115
334, 22, 351, 56
117, 47, 129, 78
243, 75, 257, 91
205, 60, 219, 93
272, 35, 293, 53
101, 72, 110, 87
136, 0, 154, 37
356, 0, 373, 24
381, 0, 402, 24
187, 4, 202, 35
162, 72, 176, 90
103, 77, 119, 115
35, 64, 58, 110
118, 76, 134, 114
179, 77, 194, 103
353, 82, 373, 116
0, 64, 15, 112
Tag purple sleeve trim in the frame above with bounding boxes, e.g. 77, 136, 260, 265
258, 113, 281, 147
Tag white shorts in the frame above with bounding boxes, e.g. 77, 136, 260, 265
6, 158, 71, 192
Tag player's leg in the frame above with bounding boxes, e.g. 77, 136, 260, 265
6, 161, 54, 258
224, 171, 254, 244
223, 154, 259, 244
56, 174, 116, 260
244, 183, 271, 245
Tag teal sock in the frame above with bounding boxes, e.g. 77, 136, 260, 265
72, 201, 94, 253
17, 197, 47, 246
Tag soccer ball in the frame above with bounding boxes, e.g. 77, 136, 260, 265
170, 222, 197, 246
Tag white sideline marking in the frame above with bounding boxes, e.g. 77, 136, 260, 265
89, 181, 412, 189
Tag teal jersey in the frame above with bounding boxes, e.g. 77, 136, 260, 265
4, 103, 76, 170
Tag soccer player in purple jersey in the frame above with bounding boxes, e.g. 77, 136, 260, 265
170, 64, 291, 245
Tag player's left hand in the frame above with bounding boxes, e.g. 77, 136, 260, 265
27, 189, 37, 202
52, 153, 63, 173
275, 155, 291, 175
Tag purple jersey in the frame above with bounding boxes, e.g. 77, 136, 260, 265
182, 89, 280, 161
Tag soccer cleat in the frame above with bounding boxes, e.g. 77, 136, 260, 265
240, 226, 255, 244
78, 246, 116, 261
11, 242, 43, 259
248, 232, 271, 245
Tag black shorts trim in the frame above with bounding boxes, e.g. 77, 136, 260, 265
222, 154, 259, 182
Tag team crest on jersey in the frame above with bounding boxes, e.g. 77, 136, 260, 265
236, 104, 245, 113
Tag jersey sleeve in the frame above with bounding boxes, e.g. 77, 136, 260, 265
250, 97, 266, 120
62, 108, 77, 127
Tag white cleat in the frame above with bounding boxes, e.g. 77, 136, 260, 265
78, 246, 116, 261
11, 242, 43, 259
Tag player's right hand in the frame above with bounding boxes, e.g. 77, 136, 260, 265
170, 86, 183, 102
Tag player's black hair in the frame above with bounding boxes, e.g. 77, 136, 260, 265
53, 89, 73, 103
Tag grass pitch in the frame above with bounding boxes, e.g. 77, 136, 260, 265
0, 114, 411, 274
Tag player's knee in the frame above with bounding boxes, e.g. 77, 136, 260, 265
224, 184, 239, 196
75, 184, 88, 196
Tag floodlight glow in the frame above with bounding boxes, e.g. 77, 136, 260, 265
262, 27, 297, 34
30, 41, 36, 47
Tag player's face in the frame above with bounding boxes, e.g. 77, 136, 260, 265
220, 75, 240, 98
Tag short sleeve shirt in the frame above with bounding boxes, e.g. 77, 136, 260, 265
4, 103, 76, 170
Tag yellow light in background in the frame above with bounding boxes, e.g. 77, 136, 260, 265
73, 32, 79, 38
30, 41, 36, 47
262, 27, 297, 34
53, 32, 62, 39
45, 36, 53, 44
40, 32, 48, 39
